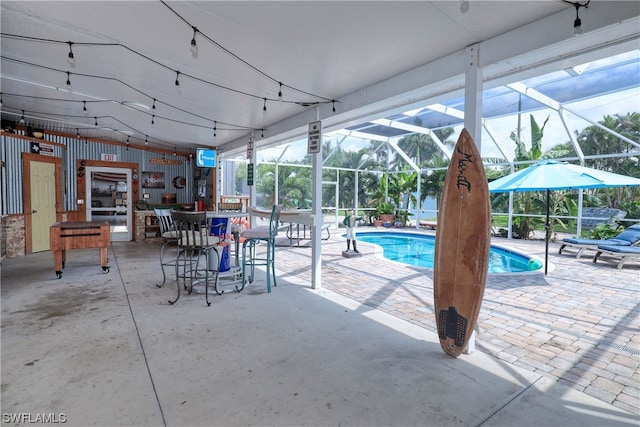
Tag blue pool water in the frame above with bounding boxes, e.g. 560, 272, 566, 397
356, 231, 543, 273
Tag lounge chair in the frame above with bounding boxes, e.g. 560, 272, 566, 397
593, 245, 640, 270
558, 224, 640, 259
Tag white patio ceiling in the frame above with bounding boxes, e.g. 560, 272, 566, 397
1, 1, 639, 158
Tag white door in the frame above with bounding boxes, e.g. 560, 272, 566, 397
30, 161, 57, 252
85, 167, 132, 241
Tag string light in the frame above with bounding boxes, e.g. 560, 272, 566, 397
263, 98, 267, 114
94, 117, 98, 126
20, 110, 25, 124
5, 34, 335, 113
152, 98, 156, 110
332, 100, 336, 112
145, 135, 148, 145
67, 41, 75, 66
151, 114, 155, 125
161, 1, 333, 104
175, 71, 180, 86
213, 121, 217, 137
173, 147, 177, 156
0, 92, 3, 107
563, 0, 590, 36
76, 128, 80, 138
2, 87, 263, 142
278, 82, 283, 101
66, 71, 71, 88
190, 26, 198, 58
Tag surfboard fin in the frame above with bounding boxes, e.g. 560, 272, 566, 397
438, 306, 468, 347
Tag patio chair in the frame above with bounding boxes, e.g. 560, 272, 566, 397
154, 208, 179, 288
592, 245, 640, 270
558, 223, 640, 259
241, 204, 283, 293
171, 211, 222, 306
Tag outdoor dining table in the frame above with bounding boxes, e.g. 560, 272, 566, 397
249, 207, 323, 246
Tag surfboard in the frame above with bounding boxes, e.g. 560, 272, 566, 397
433, 128, 491, 357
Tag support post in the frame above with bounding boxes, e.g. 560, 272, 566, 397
311, 110, 322, 289
464, 43, 483, 150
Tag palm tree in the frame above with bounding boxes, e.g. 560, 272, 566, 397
492, 114, 550, 238
573, 112, 640, 209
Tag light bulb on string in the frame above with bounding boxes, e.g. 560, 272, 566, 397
564, 0, 590, 36
151, 115, 155, 125
175, 71, 180, 86
152, 99, 156, 110
263, 98, 267, 115
76, 128, 80, 138
66, 71, 72, 89
20, 110, 25, 124
278, 82, 283, 101
332, 100, 336, 113
145, 135, 148, 145
213, 121, 217, 138
83, 101, 87, 115
173, 147, 177, 157
67, 41, 75, 66
94, 117, 98, 126
190, 26, 198, 58
0, 92, 3, 107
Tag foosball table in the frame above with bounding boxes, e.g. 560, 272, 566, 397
50, 221, 111, 279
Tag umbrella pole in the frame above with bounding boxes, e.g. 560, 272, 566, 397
545, 189, 550, 275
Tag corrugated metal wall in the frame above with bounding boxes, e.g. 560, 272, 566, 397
1, 133, 194, 215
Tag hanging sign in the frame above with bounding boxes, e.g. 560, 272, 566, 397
246, 137, 254, 160
150, 158, 183, 165
195, 148, 216, 167
30, 141, 54, 156
308, 120, 321, 154
247, 163, 254, 186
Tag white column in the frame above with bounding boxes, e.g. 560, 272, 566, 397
464, 43, 483, 150
311, 111, 322, 289
464, 43, 483, 354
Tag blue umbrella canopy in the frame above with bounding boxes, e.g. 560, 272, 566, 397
489, 159, 640, 192
488, 159, 640, 275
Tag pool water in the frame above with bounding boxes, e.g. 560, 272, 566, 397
356, 231, 543, 273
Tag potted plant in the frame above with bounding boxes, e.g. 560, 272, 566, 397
376, 202, 396, 226
394, 209, 413, 227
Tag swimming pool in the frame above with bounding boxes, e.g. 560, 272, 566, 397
355, 231, 543, 273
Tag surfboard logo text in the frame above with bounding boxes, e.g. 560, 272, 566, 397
456, 147, 474, 192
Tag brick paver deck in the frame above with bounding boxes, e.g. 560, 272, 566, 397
270, 228, 639, 416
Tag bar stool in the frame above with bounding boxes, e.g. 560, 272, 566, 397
171, 211, 221, 306
154, 208, 179, 288
241, 205, 282, 293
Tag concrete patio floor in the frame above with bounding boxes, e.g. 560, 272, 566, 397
1, 228, 638, 426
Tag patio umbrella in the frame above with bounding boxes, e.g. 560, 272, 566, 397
488, 159, 640, 274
